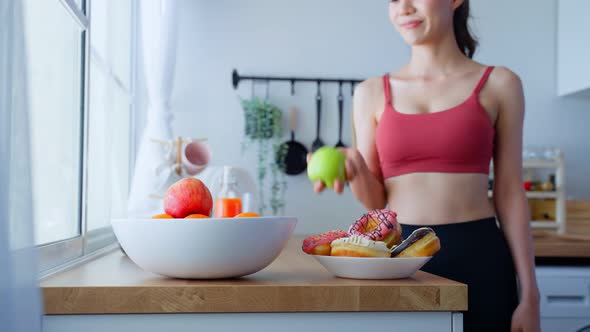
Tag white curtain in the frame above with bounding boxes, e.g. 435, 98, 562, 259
0, 0, 43, 331
127, 0, 179, 217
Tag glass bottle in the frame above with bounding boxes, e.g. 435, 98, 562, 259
214, 166, 242, 218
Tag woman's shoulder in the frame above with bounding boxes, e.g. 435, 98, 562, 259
353, 75, 388, 118
355, 75, 387, 97
484, 65, 525, 116
488, 65, 523, 90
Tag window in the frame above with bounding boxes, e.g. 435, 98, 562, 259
14, 0, 136, 274
86, 0, 134, 236
23, 0, 84, 246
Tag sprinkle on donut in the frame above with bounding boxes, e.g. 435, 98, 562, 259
348, 209, 400, 242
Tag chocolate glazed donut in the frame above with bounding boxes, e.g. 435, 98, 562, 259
390, 227, 441, 258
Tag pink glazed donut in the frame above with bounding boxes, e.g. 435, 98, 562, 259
348, 209, 402, 248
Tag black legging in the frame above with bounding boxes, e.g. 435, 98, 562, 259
401, 217, 519, 332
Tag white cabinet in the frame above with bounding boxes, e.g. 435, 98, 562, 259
557, 0, 590, 96
44, 312, 465, 332
537, 267, 590, 331
543, 319, 590, 332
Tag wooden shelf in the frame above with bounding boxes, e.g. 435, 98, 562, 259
527, 191, 560, 199
523, 159, 561, 168
487, 190, 560, 199
489, 150, 566, 234
531, 221, 559, 229
489, 159, 561, 170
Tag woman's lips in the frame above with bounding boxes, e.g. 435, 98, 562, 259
399, 20, 423, 29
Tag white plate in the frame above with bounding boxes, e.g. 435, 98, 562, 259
112, 217, 297, 279
313, 255, 432, 280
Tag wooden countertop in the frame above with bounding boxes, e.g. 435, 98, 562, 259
41, 237, 467, 315
533, 231, 590, 258
534, 200, 590, 260
533, 200, 590, 259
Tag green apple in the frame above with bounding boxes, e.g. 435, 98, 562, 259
307, 147, 346, 189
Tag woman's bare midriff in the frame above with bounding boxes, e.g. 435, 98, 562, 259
384, 172, 496, 225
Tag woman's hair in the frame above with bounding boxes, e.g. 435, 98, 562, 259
453, 0, 478, 58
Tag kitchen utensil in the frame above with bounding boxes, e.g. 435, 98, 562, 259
112, 216, 297, 279
277, 106, 308, 175
312, 255, 431, 280
311, 83, 324, 152
335, 83, 346, 148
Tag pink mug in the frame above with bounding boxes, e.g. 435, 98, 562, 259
182, 140, 210, 175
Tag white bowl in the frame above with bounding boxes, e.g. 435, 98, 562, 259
112, 217, 297, 279
313, 255, 432, 280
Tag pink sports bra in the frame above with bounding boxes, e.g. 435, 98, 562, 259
375, 66, 495, 179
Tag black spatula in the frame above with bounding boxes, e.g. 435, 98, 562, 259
311, 82, 324, 152
335, 82, 346, 148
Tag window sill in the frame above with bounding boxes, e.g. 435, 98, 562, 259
39, 226, 118, 278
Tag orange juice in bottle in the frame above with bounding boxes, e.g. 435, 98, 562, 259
214, 197, 242, 218
214, 166, 242, 218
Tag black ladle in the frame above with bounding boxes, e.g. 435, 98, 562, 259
311, 82, 324, 152
335, 82, 346, 148
277, 106, 308, 175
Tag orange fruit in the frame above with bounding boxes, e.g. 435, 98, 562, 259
152, 213, 173, 219
185, 214, 209, 219
234, 212, 261, 218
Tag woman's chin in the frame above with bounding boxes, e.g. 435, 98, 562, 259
401, 35, 428, 47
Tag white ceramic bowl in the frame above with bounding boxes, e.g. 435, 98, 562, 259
313, 255, 432, 280
112, 217, 297, 279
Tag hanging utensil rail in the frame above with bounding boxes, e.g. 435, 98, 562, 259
232, 69, 363, 95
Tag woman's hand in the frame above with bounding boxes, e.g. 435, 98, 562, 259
511, 294, 540, 332
308, 148, 371, 194
306, 78, 386, 209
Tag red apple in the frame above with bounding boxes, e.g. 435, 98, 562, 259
164, 178, 213, 218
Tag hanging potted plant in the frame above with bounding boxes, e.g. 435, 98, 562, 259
241, 96, 287, 215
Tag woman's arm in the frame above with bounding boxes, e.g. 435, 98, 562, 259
347, 78, 388, 210
310, 78, 387, 209
491, 68, 540, 302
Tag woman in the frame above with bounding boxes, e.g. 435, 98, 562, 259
312, 0, 540, 331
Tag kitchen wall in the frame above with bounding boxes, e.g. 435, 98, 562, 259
136, 0, 590, 234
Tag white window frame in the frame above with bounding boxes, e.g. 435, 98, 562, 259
38, 0, 137, 278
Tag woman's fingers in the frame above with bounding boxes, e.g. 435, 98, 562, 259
333, 180, 345, 194
345, 158, 357, 181
313, 180, 325, 193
